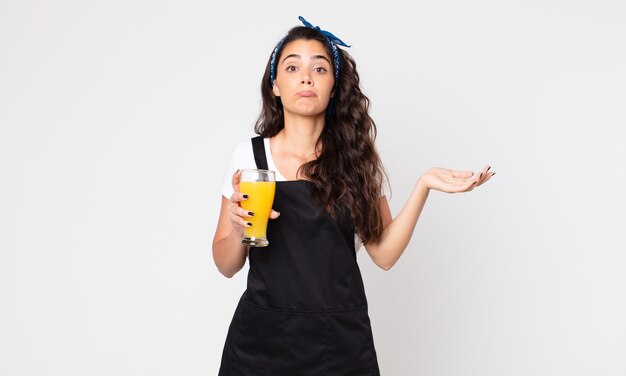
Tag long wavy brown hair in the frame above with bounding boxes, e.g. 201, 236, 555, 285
255, 26, 388, 245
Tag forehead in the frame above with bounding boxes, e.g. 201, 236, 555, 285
279, 39, 331, 61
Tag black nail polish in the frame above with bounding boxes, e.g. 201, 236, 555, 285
243, 194, 248, 199
247, 222, 252, 227
486, 166, 491, 172
248, 212, 254, 216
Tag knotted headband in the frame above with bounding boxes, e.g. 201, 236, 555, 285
269, 16, 351, 86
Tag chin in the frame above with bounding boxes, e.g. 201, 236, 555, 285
285, 106, 327, 118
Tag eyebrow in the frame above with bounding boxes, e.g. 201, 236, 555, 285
281, 54, 332, 64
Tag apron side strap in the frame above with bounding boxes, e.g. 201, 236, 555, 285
251, 136, 269, 170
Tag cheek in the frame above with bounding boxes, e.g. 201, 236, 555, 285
321, 79, 335, 98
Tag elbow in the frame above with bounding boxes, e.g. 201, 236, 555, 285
212, 248, 239, 279
379, 264, 394, 271
366, 246, 398, 271
220, 269, 236, 278
215, 263, 238, 278
377, 260, 396, 271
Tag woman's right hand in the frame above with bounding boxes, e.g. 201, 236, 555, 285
228, 170, 280, 236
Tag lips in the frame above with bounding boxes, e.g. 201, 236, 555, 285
296, 90, 317, 97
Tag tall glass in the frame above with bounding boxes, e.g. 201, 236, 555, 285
239, 169, 276, 247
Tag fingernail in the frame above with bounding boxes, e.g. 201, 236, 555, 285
243, 194, 248, 199
248, 211, 254, 216
247, 222, 252, 227
479, 173, 483, 179
486, 166, 491, 172
491, 172, 496, 176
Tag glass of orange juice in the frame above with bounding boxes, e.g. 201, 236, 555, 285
239, 169, 276, 247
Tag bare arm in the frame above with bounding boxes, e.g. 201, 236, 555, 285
212, 195, 249, 278
364, 166, 495, 270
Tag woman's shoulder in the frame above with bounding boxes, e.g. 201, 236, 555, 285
232, 138, 252, 151
226, 136, 273, 170
222, 137, 261, 198
228, 137, 259, 161
231, 136, 275, 160
230, 136, 268, 153
227, 138, 255, 165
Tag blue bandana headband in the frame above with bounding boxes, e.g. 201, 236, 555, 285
269, 16, 351, 86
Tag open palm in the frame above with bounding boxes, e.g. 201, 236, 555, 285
420, 165, 495, 193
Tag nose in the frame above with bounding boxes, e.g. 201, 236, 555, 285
300, 73, 312, 85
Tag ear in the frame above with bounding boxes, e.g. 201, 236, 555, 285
272, 81, 280, 97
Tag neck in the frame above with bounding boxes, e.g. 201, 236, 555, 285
278, 113, 325, 158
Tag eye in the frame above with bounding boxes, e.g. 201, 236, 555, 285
286, 65, 297, 72
314, 67, 328, 73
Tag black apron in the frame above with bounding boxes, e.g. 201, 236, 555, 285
219, 137, 380, 375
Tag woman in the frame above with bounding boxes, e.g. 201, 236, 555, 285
213, 17, 494, 375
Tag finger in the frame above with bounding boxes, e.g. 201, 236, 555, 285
474, 171, 483, 185
228, 204, 252, 228
475, 166, 493, 186
269, 209, 281, 219
473, 166, 488, 185
480, 165, 490, 179
230, 213, 252, 229
477, 171, 495, 186
229, 191, 249, 204
461, 181, 477, 192
231, 205, 254, 219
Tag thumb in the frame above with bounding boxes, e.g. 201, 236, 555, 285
269, 209, 281, 219
231, 169, 241, 190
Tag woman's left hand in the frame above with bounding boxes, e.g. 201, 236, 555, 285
418, 165, 495, 193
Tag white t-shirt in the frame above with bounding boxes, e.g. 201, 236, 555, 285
222, 138, 388, 253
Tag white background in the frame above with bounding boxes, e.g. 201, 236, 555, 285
1, 0, 625, 375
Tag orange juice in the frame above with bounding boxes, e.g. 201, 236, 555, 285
240, 181, 276, 242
